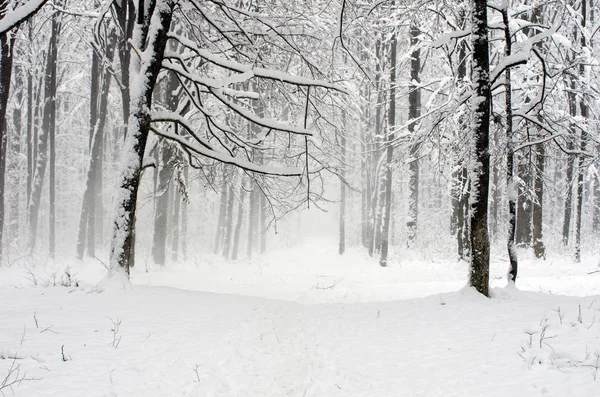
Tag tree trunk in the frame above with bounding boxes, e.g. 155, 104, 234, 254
28, 10, 60, 252
469, 0, 491, 296
109, 0, 175, 275
502, 8, 518, 283
231, 178, 246, 261
214, 175, 228, 254
247, 178, 259, 258
181, 164, 188, 259
407, 22, 421, 248
516, 158, 532, 246
451, 15, 470, 260
531, 144, 545, 259
223, 180, 235, 257
339, 128, 346, 255
0, 18, 16, 263
379, 11, 397, 268
152, 142, 172, 265
171, 170, 180, 262
77, 42, 115, 259
574, 0, 588, 263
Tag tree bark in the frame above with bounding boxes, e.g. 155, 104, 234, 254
469, 0, 491, 296
339, 127, 347, 255
152, 142, 172, 265
231, 177, 246, 261
502, 8, 518, 283
379, 10, 397, 268
109, 0, 175, 275
407, 22, 421, 248
574, 0, 588, 263
28, 9, 60, 252
0, 13, 16, 263
531, 144, 545, 259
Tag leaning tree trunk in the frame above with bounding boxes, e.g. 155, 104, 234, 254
379, 13, 397, 268
109, 0, 175, 276
468, 0, 491, 296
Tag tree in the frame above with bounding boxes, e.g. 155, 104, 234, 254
468, 0, 491, 296
104, 0, 342, 277
0, 0, 48, 262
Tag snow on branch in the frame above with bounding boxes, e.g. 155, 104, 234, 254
0, 0, 48, 33
167, 33, 346, 93
429, 29, 471, 48
490, 25, 557, 85
209, 87, 313, 136
150, 127, 303, 176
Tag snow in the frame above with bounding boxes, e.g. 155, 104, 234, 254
0, 0, 47, 34
1, 241, 599, 396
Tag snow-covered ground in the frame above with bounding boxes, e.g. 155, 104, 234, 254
1, 241, 599, 396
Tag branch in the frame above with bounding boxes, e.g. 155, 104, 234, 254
150, 127, 303, 176
0, 0, 49, 34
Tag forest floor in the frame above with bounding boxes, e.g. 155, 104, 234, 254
1, 240, 599, 396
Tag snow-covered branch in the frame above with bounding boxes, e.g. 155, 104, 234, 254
0, 0, 48, 33
150, 127, 303, 176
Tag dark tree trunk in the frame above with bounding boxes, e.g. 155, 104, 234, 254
259, 184, 267, 255
574, 0, 588, 263
0, 18, 16, 263
171, 170, 180, 262
379, 12, 397, 268
247, 178, 259, 258
231, 178, 246, 261
368, 37, 384, 257
26, 29, 33, 206
181, 165, 188, 259
451, 15, 470, 260
516, 159, 532, 246
339, 128, 346, 255
77, 39, 115, 259
9, 67, 23, 240
223, 180, 235, 257
28, 10, 60, 252
502, 8, 518, 283
469, 0, 491, 296
457, 166, 470, 260
562, 68, 578, 246
531, 144, 545, 259
407, 22, 421, 248
214, 175, 228, 254
109, 0, 175, 275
